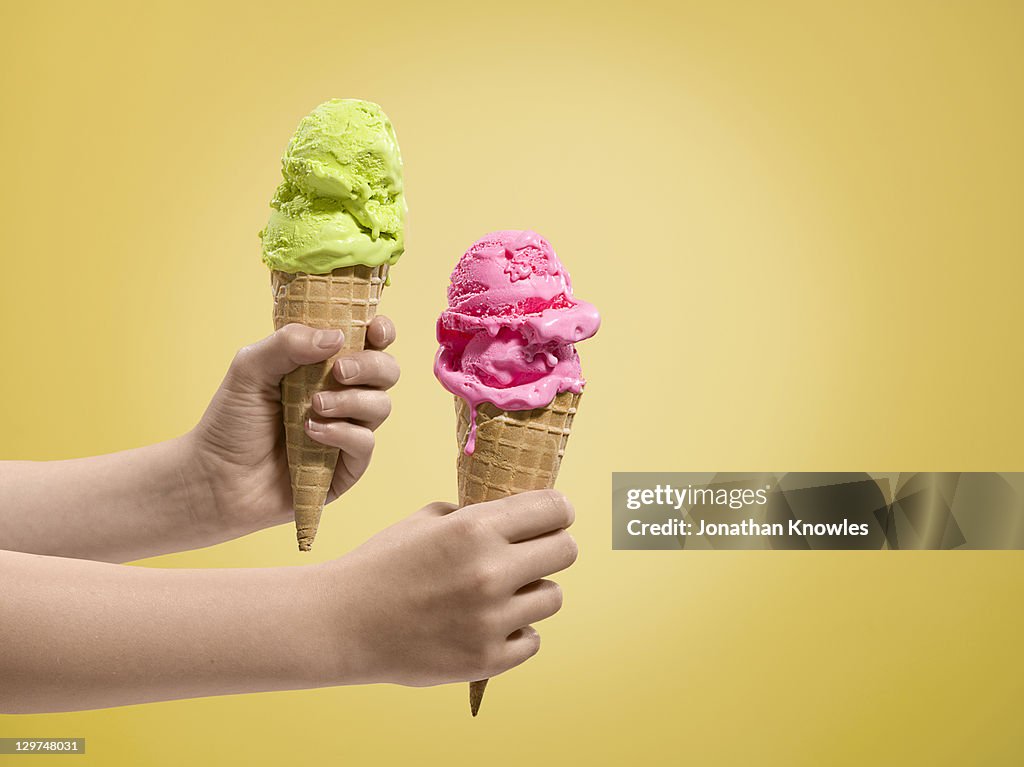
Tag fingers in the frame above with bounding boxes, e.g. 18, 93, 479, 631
229, 324, 345, 391
366, 316, 397, 350
227, 320, 399, 394
471, 490, 575, 543
503, 580, 564, 632
312, 388, 392, 430
304, 339, 396, 494
305, 419, 374, 480
333, 350, 400, 390
507, 529, 578, 589
498, 626, 542, 673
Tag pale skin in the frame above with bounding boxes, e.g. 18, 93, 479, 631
0, 319, 577, 714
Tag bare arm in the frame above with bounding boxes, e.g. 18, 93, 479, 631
0, 491, 577, 714
0, 439, 217, 563
0, 548, 325, 713
0, 320, 399, 563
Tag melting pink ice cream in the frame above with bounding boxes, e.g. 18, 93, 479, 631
434, 230, 600, 454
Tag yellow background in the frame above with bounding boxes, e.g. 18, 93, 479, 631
2, 0, 1023, 764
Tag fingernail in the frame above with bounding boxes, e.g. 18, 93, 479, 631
314, 393, 326, 411
306, 418, 325, 432
338, 358, 359, 379
382, 323, 395, 345
314, 329, 343, 348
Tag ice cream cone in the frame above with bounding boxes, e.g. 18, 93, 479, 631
436, 230, 598, 716
454, 389, 582, 715
272, 263, 388, 551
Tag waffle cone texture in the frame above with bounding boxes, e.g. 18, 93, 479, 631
455, 391, 581, 505
272, 264, 388, 551
454, 389, 582, 715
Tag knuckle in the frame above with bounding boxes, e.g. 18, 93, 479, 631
278, 322, 305, 344
519, 627, 542, 660
449, 509, 487, 541
539, 489, 573, 527
468, 560, 502, 596
547, 582, 564, 611
231, 345, 256, 371
359, 428, 376, 453
227, 345, 261, 386
559, 532, 579, 566
560, 497, 576, 528
381, 352, 400, 377
354, 428, 378, 452
424, 501, 456, 517
373, 391, 393, 417
446, 511, 474, 537
527, 631, 541, 658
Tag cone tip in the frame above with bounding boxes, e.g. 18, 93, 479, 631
469, 679, 488, 716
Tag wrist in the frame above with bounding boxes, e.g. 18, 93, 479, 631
166, 430, 225, 540
178, 428, 276, 542
306, 557, 384, 688
186, 423, 296, 541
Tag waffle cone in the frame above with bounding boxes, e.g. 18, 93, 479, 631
455, 391, 581, 505
272, 264, 388, 551
454, 389, 582, 715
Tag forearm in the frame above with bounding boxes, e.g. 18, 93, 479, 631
0, 549, 334, 713
0, 434, 230, 562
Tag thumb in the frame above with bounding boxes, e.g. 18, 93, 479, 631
228, 324, 345, 391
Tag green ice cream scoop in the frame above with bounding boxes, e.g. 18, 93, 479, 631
260, 99, 406, 273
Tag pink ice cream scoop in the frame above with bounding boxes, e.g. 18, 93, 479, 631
434, 230, 600, 453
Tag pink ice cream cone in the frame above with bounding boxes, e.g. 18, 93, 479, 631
434, 230, 600, 716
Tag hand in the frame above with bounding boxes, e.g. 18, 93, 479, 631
313, 490, 578, 687
190, 319, 400, 536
